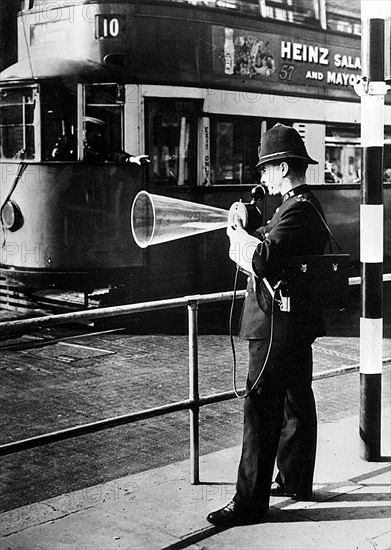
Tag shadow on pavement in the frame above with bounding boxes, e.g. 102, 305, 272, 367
160, 526, 227, 550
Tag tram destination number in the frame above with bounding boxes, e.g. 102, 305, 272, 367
96, 15, 125, 39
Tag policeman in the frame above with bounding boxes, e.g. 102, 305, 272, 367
207, 124, 329, 527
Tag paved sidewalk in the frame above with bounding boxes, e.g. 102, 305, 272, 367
0, 408, 390, 550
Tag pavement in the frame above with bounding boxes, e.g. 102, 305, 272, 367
1, 291, 390, 550
0, 404, 390, 550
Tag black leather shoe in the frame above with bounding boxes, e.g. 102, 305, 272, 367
270, 482, 296, 498
271, 482, 312, 501
206, 500, 267, 527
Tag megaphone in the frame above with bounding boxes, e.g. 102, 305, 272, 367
130, 186, 265, 248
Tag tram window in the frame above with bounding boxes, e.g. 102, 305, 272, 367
41, 86, 76, 161
326, 0, 361, 35
156, 1, 260, 15
0, 86, 37, 160
146, 99, 199, 186
260, 0, 321, 27
325, 125, 360, 184
83, 84, 124, 161
210, 116, 259, 185
325, 125, 391, 184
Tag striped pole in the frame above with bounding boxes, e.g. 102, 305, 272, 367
358, 1, 389, 461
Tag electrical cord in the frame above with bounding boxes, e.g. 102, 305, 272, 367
229, 265, 276, 399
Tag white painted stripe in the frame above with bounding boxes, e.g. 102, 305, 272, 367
360, 318, 383, 374
360, 205, 384, 263
361, 96, 385, 147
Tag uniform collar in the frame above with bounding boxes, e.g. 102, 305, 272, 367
282, 184, 309, 202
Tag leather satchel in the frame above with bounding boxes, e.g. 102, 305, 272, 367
280, 198, 351, 311
281, 253, 351, 311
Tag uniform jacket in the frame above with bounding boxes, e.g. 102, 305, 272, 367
239, 184, 329, 341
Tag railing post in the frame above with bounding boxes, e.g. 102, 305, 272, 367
188, 299, 200, 484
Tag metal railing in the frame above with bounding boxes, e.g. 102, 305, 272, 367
0, 289, 247, 484
0, 274, 390, 483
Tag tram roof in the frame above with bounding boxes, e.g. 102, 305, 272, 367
0, 56, 120, 82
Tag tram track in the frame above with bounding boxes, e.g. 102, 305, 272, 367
0, 326, 126, 353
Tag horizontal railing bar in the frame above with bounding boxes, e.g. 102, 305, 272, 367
314, 364, 360, 379
198, 359, 391, 406
2, 359, 389, 457
199, 390, 242, 406
1, 274, 390, 335
0, 290, 247, 334
349, 273, 391, 285
0, 399, 193, 457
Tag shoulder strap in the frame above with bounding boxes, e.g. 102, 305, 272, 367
297, 196, 343, 254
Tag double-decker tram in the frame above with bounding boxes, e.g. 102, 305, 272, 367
0, 0, 390, 302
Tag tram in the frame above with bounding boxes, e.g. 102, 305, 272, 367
0, 0, 390, 301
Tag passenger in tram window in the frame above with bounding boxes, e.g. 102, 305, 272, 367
353, 167, 361, 184
324, 161, 342, 183
83, 117, 149, 165
324, 162, 337, 183
14, 147, 34, 160
384, 168, 391, 182
207, 124, 329, 527
50, 135, 75, 160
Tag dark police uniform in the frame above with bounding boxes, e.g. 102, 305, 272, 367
233, 184, 329, 513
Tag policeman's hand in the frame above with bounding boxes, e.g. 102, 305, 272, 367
227, 226, 250, 244
227, 225, 261, 274
126, 154, 150, 165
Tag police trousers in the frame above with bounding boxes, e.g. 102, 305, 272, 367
233, 338, 317, 512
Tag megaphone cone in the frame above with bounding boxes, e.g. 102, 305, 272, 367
131, 191, 229, 248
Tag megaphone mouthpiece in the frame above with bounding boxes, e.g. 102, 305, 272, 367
250, 184, 266, 203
